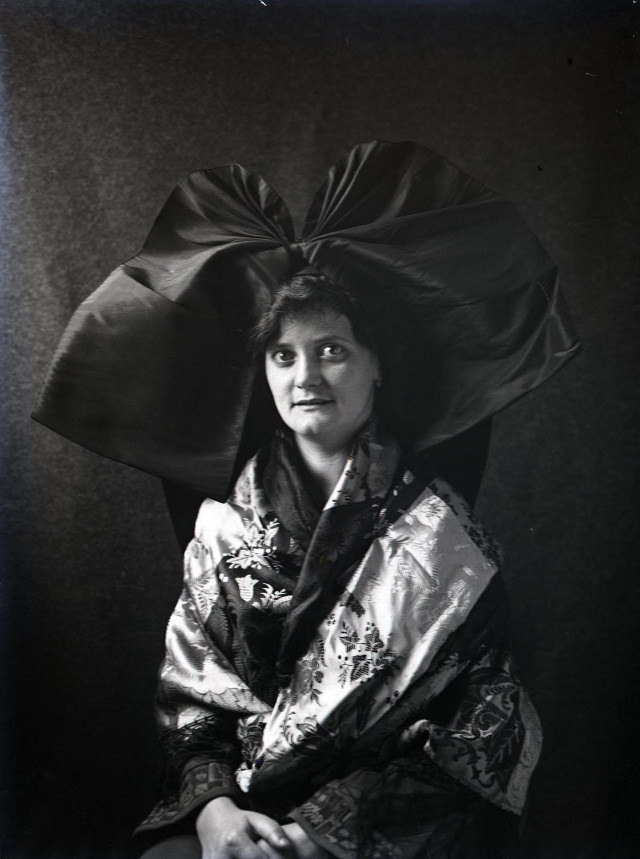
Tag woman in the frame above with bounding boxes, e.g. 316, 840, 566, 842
134, 271, 542, 859
33, 141, 579, 858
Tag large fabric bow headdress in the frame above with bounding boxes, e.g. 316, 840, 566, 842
33, 141, 579, 497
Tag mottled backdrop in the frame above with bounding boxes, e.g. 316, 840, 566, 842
0, 1, 638, 857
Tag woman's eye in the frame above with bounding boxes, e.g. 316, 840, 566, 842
320, 344, 345, 359
270, 349, 294, 364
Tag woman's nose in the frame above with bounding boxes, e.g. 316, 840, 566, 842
295, 354, 321, 387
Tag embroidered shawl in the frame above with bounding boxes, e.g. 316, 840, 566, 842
138, 429, 541, 857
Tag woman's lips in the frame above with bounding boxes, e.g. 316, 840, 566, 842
293, 398, 333, 407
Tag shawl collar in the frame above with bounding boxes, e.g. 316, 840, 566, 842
260, 425, 422, 679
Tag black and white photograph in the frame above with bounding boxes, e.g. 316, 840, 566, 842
1, 2, 638, 857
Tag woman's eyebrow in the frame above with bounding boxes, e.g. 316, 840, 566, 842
271, 333, 352, 348
267, 339, 294, 351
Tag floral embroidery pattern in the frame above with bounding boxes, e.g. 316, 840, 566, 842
296, 639, 326, 704
235, 573, 259, 601
225, 518, 280, 570
275, 639, 327, 712
251, 583, 291, 614
237, 714, 268, 766
336, 621, 397, 687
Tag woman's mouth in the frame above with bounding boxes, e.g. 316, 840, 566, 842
293, 398, 334, 408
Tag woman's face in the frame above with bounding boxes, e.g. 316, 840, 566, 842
264, 311, 380, 452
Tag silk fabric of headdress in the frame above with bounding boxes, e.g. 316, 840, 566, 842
33, 140, 579, 498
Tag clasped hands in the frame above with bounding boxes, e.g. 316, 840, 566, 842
196, 796, 329, 859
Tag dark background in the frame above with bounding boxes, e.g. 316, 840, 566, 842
1, 1, 638, 857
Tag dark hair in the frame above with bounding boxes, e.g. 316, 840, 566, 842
250, 271, 380, 357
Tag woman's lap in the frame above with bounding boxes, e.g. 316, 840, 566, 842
139, 834, 201, 859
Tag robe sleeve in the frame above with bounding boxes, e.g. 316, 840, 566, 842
287, 578, 538, 858
136, 533, 269, 833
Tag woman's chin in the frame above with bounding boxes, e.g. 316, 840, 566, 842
287, 408, 333, 432
292, 418, 334, 439
286, 407, 373, 452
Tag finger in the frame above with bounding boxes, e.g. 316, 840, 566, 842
222, 832, 267, 859
256, 838, 284, 859
250, 816, 292, 852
